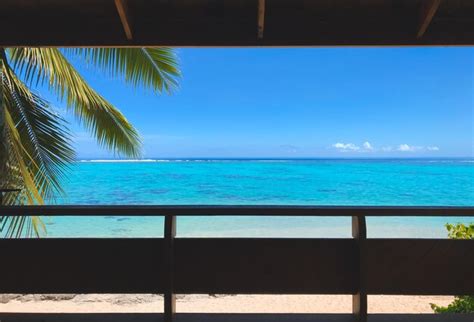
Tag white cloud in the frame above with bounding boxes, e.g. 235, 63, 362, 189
332, 142, 440, 154
397, 144, 417, 152
397, 144, 439, 152
363, 141, 373, 150
333, 141, 374, 152
333, 142, 360, 152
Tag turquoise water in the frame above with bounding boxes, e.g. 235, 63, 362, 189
44, 159, 474, 238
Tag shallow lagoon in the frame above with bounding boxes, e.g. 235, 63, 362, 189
44, 159, 474, 238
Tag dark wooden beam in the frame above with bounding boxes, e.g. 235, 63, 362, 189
114, 0, 133, 40
417, 0, 442, 38
164, 215, 176, 322
352, 216, 368, 322
257, 0, 265, 39
1, 205, 473, 217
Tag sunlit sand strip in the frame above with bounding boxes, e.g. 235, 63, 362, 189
0, 294, 454, 314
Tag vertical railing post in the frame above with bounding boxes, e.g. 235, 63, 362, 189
164, 215, 176, 322
352, 215, 367, 322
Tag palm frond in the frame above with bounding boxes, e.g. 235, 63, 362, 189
67, 48, 180, 94
1, 107, 45, 237
1, 46, 180, 237
8, 48, 141, 158
1, 52, 73, 237
6, 72, 76, 200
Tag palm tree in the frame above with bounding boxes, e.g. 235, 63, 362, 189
0, 48, 180, 237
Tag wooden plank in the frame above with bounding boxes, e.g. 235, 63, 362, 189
164, 215, 176, 322
0, 238, 357, 295
1, 205, 473, 217
417, 0, 442, 38
114, 0, 133, 40
258, 0, 265, 39
367, 239, 474, 295
0, 238, 472, 295
352, 216, 367, 322
0, 239, 165, 293
174, 238, 358, 294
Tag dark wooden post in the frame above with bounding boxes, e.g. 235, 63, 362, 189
352, 215, 367, 322
164, 215, 176, 322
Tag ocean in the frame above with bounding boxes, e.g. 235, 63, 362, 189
43, 158, 474, 238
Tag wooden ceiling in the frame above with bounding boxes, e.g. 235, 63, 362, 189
1, 0, 473, 47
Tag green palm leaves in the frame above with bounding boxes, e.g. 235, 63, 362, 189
0, 47, 180, 237
70, 48, 179, 93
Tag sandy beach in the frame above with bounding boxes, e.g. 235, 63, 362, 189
0, 294, 454, 314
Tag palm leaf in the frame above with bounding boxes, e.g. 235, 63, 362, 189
67, 48, 180, 93
1, 47, 180, 237
6, 72, 75, 200
1, 53, 73, 237
8, 48, 141, 158
1, 107, 45, 237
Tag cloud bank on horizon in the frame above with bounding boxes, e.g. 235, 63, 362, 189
332, 142, 440, 153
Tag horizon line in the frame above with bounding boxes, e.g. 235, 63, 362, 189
75, 156, 474, 161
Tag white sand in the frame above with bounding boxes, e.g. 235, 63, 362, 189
0, 294, 454, 314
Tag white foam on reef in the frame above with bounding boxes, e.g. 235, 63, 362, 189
426, 160, 474, 163
79, 159, 160, 163
78, 159, 295, 163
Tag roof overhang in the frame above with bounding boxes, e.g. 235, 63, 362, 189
1, 0, 473, 47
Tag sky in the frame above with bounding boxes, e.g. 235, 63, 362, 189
41, 47, 473, 159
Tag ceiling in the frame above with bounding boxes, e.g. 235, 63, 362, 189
1, 0, 473, 47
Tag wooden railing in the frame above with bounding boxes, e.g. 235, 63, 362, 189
0, 205, 473, 322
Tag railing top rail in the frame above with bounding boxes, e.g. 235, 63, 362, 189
0, 205, 473, 217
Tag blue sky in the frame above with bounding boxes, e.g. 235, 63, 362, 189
45, 48, 473, 158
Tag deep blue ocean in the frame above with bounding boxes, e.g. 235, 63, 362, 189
45, 158, 474, 238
